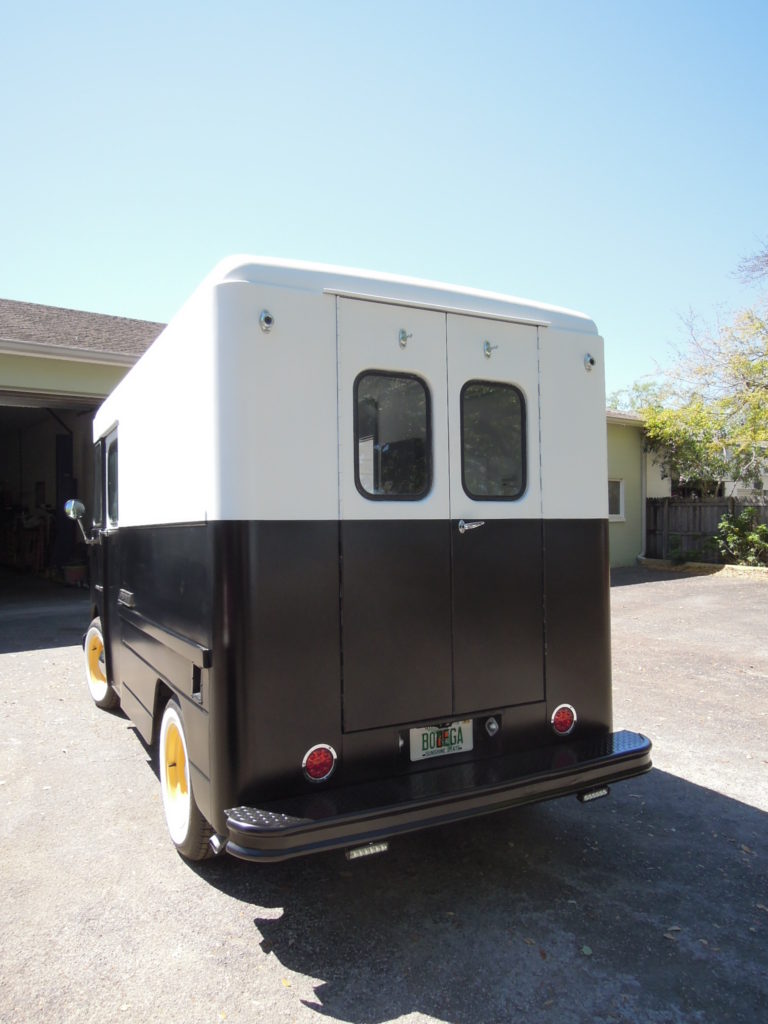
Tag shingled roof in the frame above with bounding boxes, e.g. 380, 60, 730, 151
0, 297, 165, 362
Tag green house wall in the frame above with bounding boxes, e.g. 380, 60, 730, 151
607, 422, 644, 567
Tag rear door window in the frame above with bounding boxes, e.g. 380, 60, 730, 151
354, 371, 431, 500
461, 381, 526, 499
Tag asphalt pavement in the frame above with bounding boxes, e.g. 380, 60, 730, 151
0, 565, 766, 1024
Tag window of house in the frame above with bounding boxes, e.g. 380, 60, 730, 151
106, 438, 119, 525
608, 479, 625, 521
354, 371, 431, 499
461, 381, 526, 500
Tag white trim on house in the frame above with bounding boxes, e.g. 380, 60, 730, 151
0, 337, 138, 366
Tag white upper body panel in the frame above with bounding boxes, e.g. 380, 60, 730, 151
93, 282, 219, 527
93, 256, 606, 525
214, 255, 598, 335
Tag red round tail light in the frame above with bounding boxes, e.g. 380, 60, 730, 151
302, 744, 337, 782
551, 704, 577, 736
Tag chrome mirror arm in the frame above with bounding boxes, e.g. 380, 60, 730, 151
64, 499, 99, 546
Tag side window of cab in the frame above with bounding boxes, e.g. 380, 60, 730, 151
92, 440, 104, 527
106, 437, 118, 526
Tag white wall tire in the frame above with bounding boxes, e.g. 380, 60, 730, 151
84, 618, 119, 710
158, 699, 213, 860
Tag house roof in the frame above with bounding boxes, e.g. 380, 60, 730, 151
0, 297, 164, 365
606, 408, 644, 426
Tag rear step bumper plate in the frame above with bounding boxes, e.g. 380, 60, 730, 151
225, 729, 651, 862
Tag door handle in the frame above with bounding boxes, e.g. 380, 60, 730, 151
458, 520, 485, 534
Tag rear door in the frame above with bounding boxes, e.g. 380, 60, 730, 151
338, 300, 545, 733
337, 298, 452, 731
447, 315, 544, 714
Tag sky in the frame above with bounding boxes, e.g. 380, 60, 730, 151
1, 0, 766, 397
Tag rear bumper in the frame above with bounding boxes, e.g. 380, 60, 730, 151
225, 729, 652, 862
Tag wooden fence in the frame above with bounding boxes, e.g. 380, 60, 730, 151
646, 498, 768, 563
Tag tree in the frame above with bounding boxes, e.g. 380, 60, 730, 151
737, 239, 768, 285
612, 294, 768, 497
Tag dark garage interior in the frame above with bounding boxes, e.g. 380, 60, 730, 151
0, 398, 97, 581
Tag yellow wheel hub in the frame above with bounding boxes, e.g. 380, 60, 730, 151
164, 723, 189, 802
87, 634, 105, 684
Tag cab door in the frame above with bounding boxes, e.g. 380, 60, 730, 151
447, 315, 545, 715
337, 298, 452, 732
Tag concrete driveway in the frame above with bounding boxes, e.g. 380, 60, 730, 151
0, 566, 766, 1024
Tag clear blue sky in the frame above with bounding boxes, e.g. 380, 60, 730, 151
2, 0, 766, 396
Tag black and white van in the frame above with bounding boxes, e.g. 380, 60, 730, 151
66, 257, 651, 862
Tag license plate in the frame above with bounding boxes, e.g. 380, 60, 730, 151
409, 720, 473, 761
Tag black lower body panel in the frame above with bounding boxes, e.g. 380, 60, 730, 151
224, 730, 652, 862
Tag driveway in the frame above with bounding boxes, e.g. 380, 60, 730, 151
0, 566, 766, 1024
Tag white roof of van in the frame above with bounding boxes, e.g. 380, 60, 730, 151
204, 256, 599, 335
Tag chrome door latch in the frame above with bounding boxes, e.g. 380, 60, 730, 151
458, 519, 485, 534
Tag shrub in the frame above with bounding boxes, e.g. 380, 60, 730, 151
716, 508, 768, 567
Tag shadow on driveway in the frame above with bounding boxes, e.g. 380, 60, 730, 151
610, 565, 721, 587
189, 770, 766, 1024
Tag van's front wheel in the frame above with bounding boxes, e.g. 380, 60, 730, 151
84, 618, 119, 710
159, 699, 213, 860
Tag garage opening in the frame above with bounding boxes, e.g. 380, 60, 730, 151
0, 295, 164, 590
0, 392, 99, 582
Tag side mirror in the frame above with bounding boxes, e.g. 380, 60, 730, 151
64, 499, 96, 545
64, 499, 86, 521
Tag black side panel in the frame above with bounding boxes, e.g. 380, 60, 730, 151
452, 518, 544, 715
120, 524, 214, 647
543, 519, 612, 730
101, 517, 612, 837
210, 521, 343, 815
106, 521, 342, 829
341, 520, 453, 732
116, 524, 215, 814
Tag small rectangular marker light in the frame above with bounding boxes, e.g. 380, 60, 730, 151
345, 841, 389, 861
577, 786, 610, 803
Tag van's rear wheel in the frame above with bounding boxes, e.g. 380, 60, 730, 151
84, 618, 119, 710
159, 699, 214, 860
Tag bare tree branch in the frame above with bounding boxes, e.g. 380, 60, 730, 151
737, 240, 768, 284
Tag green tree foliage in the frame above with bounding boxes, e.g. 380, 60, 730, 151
716, 507, 768, 566
612, 300, 768, 497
